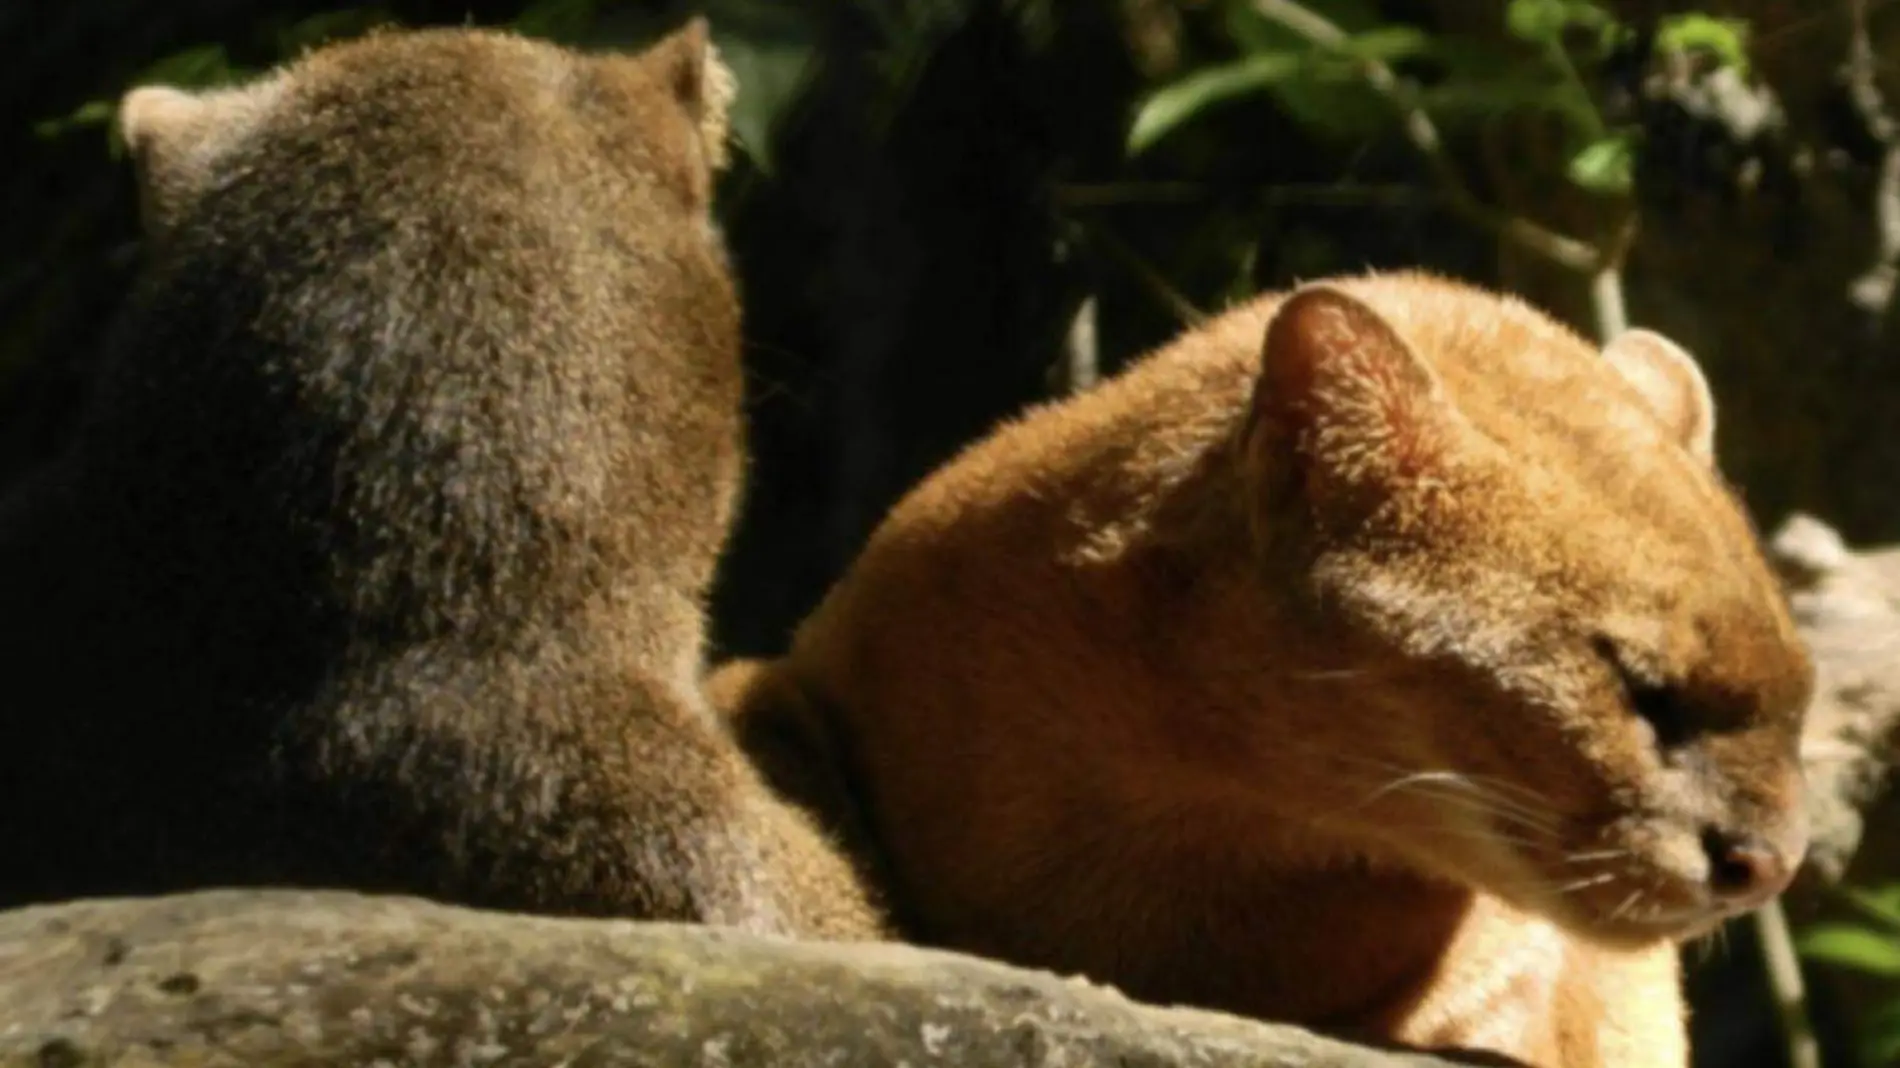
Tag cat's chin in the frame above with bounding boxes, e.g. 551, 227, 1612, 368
1500, 872, 1742, 949
1568, 909, 1724, 949
1446, 850, 1710, 949
1602, 897, 1770, 943
1483, 891, 1686, 950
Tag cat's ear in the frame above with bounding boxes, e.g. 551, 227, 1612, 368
1243, 285, 1457, 516
119, 81, 276, 238
631, 16, 737, 173
1600, 328, 1716, 466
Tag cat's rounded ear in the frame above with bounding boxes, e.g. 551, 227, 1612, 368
626, 16, 736, 174
120, 86, 214, 237
1244, 285, 1456, 516
1601, 328, 1716, 466
119, 86, 209, 159
119, 81, 275, 238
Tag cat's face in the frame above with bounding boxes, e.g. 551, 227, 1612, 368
1245, 276, 1812, 946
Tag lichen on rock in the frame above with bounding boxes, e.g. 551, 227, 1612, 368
0, 889, 1465, 1067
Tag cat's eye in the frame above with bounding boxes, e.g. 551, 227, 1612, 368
1621, 674, 1693, 748
1592, 637, 1692, 748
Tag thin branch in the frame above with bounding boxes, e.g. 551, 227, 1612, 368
1754, 900, 1823, 1068
1251, 0, 1605, 274
1588, 268, 1627, 342
1842, 0, 1900, 316
1084, 223, 1207, 327
1058, 295, 1102, 396
1587, 211, 1640, 341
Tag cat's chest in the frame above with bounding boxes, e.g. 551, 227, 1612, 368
1387, 897, 1573, 1064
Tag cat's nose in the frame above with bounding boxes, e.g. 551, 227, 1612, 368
1702, 829, 1798, 906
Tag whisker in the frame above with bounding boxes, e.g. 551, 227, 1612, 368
1380, 825, 1551, 852
1265, 812, 1627, 905
1269, 731, 1562, 811
1438, 769, 1558, 808
1559, 849, 1630, 864
1552, 872, 1617, 895
1326, 757, 1564, 826
1358, 771, 1470, 806
1354, 771, 1563, 831
1610, 889, 1644, 923
1364, 780, 1564, 840
1307, 780, 1563, 856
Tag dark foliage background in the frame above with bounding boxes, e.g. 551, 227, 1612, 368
6, 0, 1900, 1065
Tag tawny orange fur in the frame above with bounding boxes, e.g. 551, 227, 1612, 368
716, 272, 1812, 1065
0, 22, 884, 940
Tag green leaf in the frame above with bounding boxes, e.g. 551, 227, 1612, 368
1506, 0, 1613, 45
131, 44, 242, 90
1588, 18, 1637, 60
33, 98, 116, 141
1225, 0, 1383, 54
1566, 133, 1635, 194
1506, 0, 1566, 44
1798, 924, 1900, 976
1655, 13, 1751, 77
1127, 53, 1304, 155
1269, 77, 1394, 140
1842, 884, 1900, 931
1215, 0, 1433, 141
1336, 26, 1432, 63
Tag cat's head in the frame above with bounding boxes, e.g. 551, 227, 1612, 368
1240, 274, 1811, 947
118, 19, 735, 247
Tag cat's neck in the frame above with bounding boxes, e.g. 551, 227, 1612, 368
1027, 761, 1568, 1046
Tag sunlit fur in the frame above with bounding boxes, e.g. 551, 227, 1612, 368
717, 272, 1812, 1066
